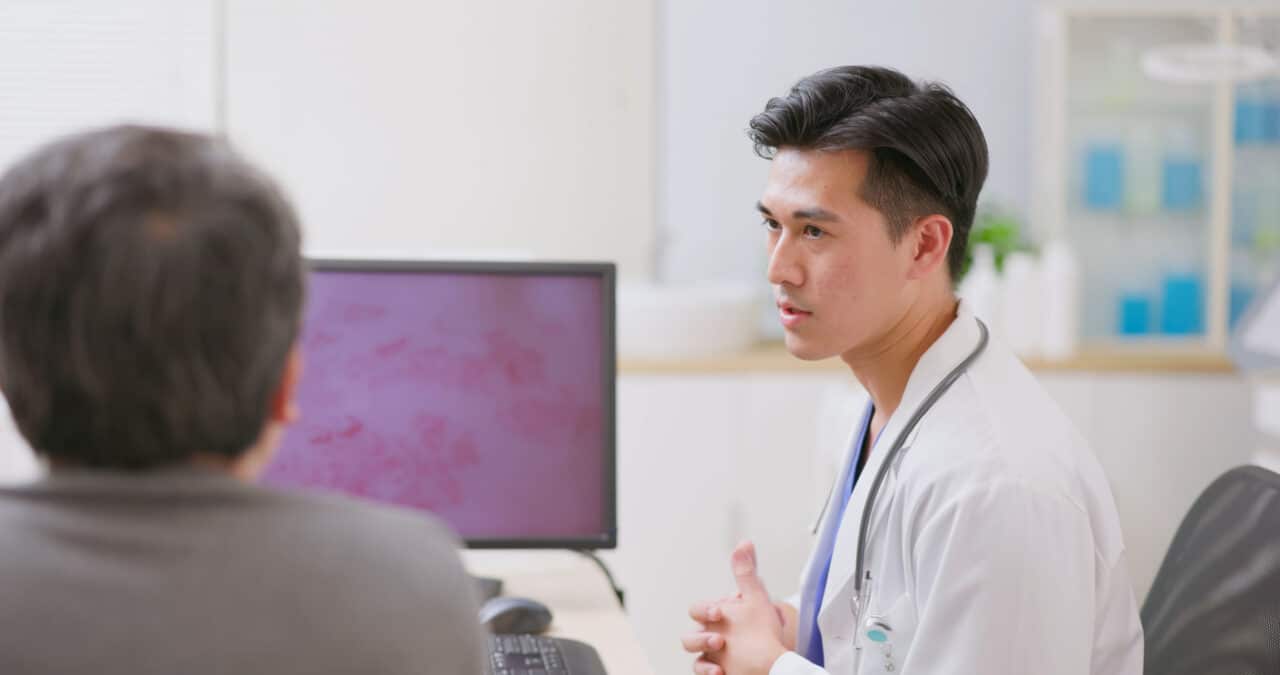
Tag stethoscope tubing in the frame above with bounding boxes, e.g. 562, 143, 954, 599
851, 318, 990, 599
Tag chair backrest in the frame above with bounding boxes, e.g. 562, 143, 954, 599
1142, 465, 1280, 675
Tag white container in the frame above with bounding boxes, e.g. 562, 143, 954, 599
1040, 238, 1081, 360
617, 282, 762, 359
999, 251, 1044, 358
958, 244, 1002, 335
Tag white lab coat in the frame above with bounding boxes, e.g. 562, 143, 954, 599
773, 304, 1144, 675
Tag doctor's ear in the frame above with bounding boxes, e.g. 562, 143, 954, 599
904, 214, 953, 281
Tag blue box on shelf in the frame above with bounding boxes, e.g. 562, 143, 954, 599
1231, 284, 1256, 330
1161, 273, 1204, 335
1084, 144, 1124, 210
1265, 96, 1280, 142
1235, 94, 1266, 144
1118, 293, 1152, 336
1236, 83, 1280, 144
1162, 157, 1202, 211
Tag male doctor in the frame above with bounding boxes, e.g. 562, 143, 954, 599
680, 66, 1143, 675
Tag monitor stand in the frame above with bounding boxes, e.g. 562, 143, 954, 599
473, 574, 504, 603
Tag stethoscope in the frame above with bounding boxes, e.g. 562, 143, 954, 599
814, 317, 988, 673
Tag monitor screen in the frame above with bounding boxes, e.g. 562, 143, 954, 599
261, 260, 616, 549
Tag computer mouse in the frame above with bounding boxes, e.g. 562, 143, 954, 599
478, 596, 554, 635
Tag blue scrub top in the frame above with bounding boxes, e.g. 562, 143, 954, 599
799, 403, 874, 667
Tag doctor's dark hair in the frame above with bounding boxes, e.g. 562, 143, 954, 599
748, 65, 989, 280
0, 125, 305, 470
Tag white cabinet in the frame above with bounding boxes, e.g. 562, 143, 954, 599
610, 374, 841, 675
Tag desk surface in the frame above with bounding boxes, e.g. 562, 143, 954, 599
464, 551, 655, 675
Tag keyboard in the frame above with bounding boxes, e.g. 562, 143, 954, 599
487, 634, 607, 675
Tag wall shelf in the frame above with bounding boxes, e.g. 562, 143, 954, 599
619, 342, 1235, 375
1033, 5, 1280, 353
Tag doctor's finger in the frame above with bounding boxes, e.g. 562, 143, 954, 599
688, 601, 723, 624
730, 540, 770, 600
691, 601, 721, 622
693, 657, 723, 675
680, 632, 725, 653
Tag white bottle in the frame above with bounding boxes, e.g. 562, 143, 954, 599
999, 251, 1044, 359
959, 244, 1002, 336
1039, 238, 1080, 360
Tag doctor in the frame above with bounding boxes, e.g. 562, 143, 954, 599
680, 66, 1144, 675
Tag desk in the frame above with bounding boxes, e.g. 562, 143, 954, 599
464, 551, 656, 675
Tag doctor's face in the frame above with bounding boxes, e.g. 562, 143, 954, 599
760, 148, 917, 361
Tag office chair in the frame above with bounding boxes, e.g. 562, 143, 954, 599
1141, 465, 1280, 675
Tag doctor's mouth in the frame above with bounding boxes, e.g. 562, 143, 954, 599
777, 300, 814, 328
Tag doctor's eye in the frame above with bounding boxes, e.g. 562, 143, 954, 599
802, 225, 825, 240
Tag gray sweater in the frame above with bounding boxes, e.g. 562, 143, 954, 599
0, 465, 485, 675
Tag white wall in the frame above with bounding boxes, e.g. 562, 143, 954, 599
0, 0, 216, 172
225, 0, 656, 279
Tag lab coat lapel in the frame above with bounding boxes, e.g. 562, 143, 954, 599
817, 303, 983, 620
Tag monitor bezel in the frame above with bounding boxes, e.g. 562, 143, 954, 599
303, 257, 618, 550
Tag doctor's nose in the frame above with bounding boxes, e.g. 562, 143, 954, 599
767, 232, 805, 288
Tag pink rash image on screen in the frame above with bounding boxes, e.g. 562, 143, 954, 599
260, 270, 607, 542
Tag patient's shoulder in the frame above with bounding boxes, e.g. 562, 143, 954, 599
249, 483, 466, 564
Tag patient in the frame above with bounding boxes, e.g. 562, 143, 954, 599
0, 125, 484, 675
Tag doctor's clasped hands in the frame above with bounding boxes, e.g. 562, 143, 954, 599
684, 542, 798, 675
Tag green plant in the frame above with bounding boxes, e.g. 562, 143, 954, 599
959, 205, 1032, 281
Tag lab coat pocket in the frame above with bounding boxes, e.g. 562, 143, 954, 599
860, 593, 917, 674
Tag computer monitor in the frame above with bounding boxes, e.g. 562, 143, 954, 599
261, 259, 616, 549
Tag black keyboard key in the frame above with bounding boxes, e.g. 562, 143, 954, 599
486, 634, 606, 675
